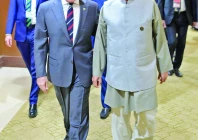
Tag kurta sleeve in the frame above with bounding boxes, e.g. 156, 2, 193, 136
92, 7, 107, 77
152, 2, 173, 73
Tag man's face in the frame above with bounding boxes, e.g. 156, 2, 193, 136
66, 0, 75, 4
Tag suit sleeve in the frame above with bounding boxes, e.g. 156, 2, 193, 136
92, 7, 107, 77
5, 0, 17, 34
92, 4, 100, 36
34, 4, 49, 78
196, 0, 198, 22
192, 0, 198, 22
153, 2, 173, 73
157, 0, 164, 20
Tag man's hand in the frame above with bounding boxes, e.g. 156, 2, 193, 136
5, 35, 12, 47
193, 22, 198, 28
162, 20, 166, 28
193, 22, 196, 27
92, 76, 102, 88
158, 72, 168, 84
37, 76, 48, 93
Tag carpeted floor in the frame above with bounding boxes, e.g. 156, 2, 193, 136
0, 28, 198, 140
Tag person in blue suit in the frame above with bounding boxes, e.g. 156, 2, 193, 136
5, 0, 48, 118
99, 66, 111, 119
92, 0, 111, 119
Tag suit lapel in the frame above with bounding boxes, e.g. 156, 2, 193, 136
184, 0, 189, 9
52, 0, 72, 44
73, 0, 89, 45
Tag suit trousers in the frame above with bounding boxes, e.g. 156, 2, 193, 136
16, 27, 39, 105
165, 12, 189, 69
54, 74, 90, 140
111, 107, 157, 140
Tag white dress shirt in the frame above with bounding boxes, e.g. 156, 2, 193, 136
25, 0, 37, 24
61, 0, 80, 43
31, 0, 37, 24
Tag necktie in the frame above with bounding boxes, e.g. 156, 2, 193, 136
26, 0, 32, 27
66, 3, 74, 43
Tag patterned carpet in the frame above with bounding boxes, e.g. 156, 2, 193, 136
0, 29, 198, 140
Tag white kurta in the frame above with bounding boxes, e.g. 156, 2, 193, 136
93, 0, 172, 113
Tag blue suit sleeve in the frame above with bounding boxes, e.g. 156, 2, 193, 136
6, 0, 18, 34
157, 0, 164, 20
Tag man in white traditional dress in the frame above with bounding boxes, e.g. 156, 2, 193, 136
92, 0, 173, 139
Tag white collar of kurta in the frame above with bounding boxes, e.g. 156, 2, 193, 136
62, 0, 80, 5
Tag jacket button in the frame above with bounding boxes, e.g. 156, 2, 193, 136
140, 26, 144, 31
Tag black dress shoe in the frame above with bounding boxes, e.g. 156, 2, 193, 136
29, 104, 37, 118
100, 108, 111, 119
174, 69, 183, 77
168, 70, 174, 76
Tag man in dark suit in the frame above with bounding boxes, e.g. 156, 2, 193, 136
158, 0, 193, 77
5, 0, 48, 118
34, 0, 99, 139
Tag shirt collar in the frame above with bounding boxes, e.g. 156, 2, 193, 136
62, 0, 80, 5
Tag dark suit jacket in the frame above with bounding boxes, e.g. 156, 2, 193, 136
157, 0, 193, 25
6, 0, 47, 42
192, 0, 198, 21
34, 0, 99, 88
